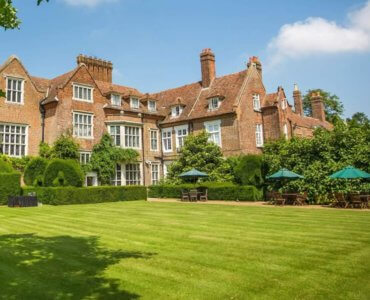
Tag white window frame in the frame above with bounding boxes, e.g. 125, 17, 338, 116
150, 129, 158, 151
175, 125, 188, 150
255, 124, 264, 147
109, 125, 121, 147
130, 97, 140, 109
208, 97, 220, 111
162, 128, 172, 153
124, 163, 142, 185
151, 163, 160, 185
253, 94, 261, 111
111, 94, 121, 106
148, 100, 156, 112
204, 120, 222, 147
171, 105, 183, 118
85, 172, 98, 186
124, 126, 141, 149
163, 161, 173, 178
5, 77, 24, 104
0, 123, 28, 157
73, 112, 94, 139
72, 84, 93, 103
79, 151, 91, 164
111, 164, 122, 186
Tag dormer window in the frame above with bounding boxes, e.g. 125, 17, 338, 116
208, 97, 220, 111
130, 97, 139, 109
253, 94, 261, 111
111, 94, 121, 106
148, 100, 156, 112
171, 105, 183, 118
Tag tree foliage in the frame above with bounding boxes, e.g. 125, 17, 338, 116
166, 131, 232, 183
39, 133, 80, 161
0, 0, 48, 30
263, 119, 370, 203
303, 89, 344, 122
228, 154, 264, 187
89, 133, 139, 185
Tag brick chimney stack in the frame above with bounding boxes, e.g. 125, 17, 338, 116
247, 56, 262, 77
77, 54, 113, 83
293, 83, 303, 116
200, 48, 216, 88
311, 91, 326, 122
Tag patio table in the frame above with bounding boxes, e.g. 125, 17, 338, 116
282, 193, 302, 205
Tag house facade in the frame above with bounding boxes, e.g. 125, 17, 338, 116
0, 49, 332, 186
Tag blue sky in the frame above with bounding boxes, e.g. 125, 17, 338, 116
1, 0, 369, 117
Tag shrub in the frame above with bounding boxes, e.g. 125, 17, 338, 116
24, 157, 48, 186
51, 132, 80, 160
0, 172, 21, 205
148, 182, 262, 201
0, 159, 14, 173
44, 159, 84, 187
22, 186, 147, 205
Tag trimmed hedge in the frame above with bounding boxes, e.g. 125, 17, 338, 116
0, 160, 14, 173
43, 159, 84, 187
148, 182, 262, 201
22, 186, 147, 205
24, 157, 48, 186
0, 172, 21, 205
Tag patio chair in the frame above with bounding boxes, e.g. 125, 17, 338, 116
199, 189, 208, 201
266, 191, 275, 203
189, 189, 198, 202
296, 192, 308, 206
181, 190, 189, 202
273, 192, 285, 206
360, 193, 369, 209
349, 194, 362, 209
333, 192, 348, 208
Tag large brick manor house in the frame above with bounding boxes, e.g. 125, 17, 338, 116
0, 49, 331, 186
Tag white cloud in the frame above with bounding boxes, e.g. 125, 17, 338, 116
268, 1, 370, 64
62, 0, 118, 8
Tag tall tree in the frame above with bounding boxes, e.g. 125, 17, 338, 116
303, 89, 344, 122
167, 131, 232, 183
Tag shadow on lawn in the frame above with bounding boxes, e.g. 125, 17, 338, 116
0, 234, 154, 300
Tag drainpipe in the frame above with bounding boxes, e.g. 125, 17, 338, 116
157, 120, 164, 177
39, 100, 46, 143
140, 113, 146, 186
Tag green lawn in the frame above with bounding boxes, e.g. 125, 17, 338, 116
0, 201, 369, 300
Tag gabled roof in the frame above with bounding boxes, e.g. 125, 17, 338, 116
152, 70, 248, 124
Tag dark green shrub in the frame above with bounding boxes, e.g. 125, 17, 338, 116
24, 157, 48, 186
0, 159, 14, 173
232, 154, 264, 187
0, 172, 21, 205
22, 186, 147, 205
148, 182, 262, 201
44, 159, 84, 187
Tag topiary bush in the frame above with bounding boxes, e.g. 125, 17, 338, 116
148, 182, 262, 201
0, 172, 21, 205
43, 159, 84, 187
22, 186, 147, 205
0, 159, 14, 173
24, 157, 48, 186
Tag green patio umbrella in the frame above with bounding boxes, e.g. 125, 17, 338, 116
329, 166, 370, 179
179, 168, 208, 183
267, 168, 304, 179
